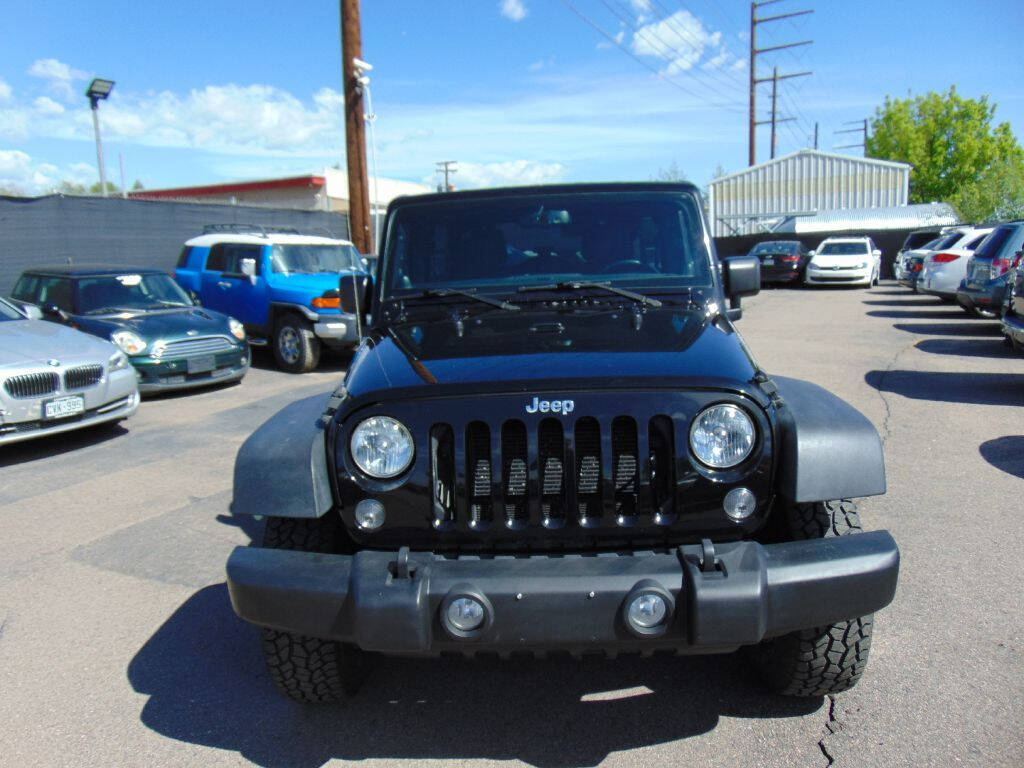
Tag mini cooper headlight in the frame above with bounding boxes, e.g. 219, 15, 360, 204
110, 330, 147, 355
689, 404, 756, 469
228, 317, 246, 341
350, 416, 414, 478
107, 351, 131, 372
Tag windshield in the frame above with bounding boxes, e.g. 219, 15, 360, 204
0, 299, 23, 321
271, 243, 362, 274
819, 242, 869, 256
750, 241, 798, 255
381, 191, 712, 298
77, 273, 194, 314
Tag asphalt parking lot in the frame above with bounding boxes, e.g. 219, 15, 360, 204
1, 282, 1021, 768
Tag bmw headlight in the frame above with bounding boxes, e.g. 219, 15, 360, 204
111, 330, 147, 355
350, 416, 414, 478
228, 317, 246, 341
690, 404, 756, 469
108, 351, 131, 372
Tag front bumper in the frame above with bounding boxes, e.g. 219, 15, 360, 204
1002, 311, 1024, 347
313, 316, 360, 345
0, 388, 139, 446
227, 531, 899, 654
133, 345, 250, 393
805, 266, 871, 285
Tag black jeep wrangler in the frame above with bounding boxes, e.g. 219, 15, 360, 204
226, 183, 899, 702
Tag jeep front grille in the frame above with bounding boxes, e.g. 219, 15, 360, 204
429, 414, 677, 530
4, 372, 60, 399
64, 364, 103, 390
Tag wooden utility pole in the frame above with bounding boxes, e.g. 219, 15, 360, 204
341, 0, 373, 254
770, 67, 779, 159
747, 1, 757, 167
436, 160, 457, 191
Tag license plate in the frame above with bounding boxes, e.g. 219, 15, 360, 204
187, 355, 216, 374
44, 395, 85, 420
763, 258, 775, 266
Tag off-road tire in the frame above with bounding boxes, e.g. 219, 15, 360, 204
258, 516, 367, 703
273, 313, 321, 373
749, 500, 875, 697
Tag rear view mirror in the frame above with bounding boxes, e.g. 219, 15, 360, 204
339, 274, 372, 315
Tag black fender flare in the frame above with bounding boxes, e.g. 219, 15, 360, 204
772, 376, 886, 503
230, 393, 333, 519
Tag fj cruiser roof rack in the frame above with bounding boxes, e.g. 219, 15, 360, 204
202, 223, 302, 237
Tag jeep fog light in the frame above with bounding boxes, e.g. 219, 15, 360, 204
689, 404, 755, 468
354, 499, 385, 530
627, 594, 667, 629
723, 487, 756, 521
447, 597, 485, 632
350, 416, 414, 478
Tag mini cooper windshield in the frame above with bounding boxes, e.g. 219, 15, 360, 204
77, 273, 194, 315
381, 191, 713, 300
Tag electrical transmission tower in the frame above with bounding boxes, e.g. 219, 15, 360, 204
748, 1, 813, 165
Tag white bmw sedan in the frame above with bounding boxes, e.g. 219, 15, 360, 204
0, 298, 139, 446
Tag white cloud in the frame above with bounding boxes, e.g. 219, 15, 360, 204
28, 58, 88, 98
0, 149, 66, 193
425, 160, 565, 190
631, 10, 722, 75
33, 96, 65, 115
499, 0, 527, 22
0, 78, 11, 102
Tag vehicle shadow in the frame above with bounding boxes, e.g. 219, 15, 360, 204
862, 298, 945, 307
128, 585, 820, 768
915, 337, 1016, 359
0, 421, 128, 468
979, 436, 1024, 479
892, 322, 1001, 337
866, 309, 967, 320
865, 370, 1024, 407
249, 347, 353, 374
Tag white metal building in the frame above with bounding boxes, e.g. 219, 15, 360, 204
708, 150, 912, 237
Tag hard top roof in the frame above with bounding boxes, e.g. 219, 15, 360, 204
386, 181, 701, 208
20, 265, 166, 278
184, 231, 353, 247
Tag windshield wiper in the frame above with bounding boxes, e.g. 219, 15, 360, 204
517, 281, 662, 308
85, 306, 139, 315
407, 288, 520, 311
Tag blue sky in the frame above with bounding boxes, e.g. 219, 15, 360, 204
1, 0, 1021, 194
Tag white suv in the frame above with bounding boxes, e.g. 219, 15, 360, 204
917, 226, 993, 301
805, 237, 881, 288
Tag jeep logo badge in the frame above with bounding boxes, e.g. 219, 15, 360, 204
525, 397, 575, 415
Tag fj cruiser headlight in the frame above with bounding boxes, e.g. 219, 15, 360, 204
228, 317, 246, 341
110, 330, 147, 356
689, 404, 756, 469
350, 416, 414, 478
107, 351, 130, 372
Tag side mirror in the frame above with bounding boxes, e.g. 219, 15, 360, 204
872, 249, 881, 258
22, 304, 44, 320
41, 302, 64, 319
722, 256, 760, 315
240, 257, 257, 284
808, 250, 816, 257
339, 273, 372, 315
188, 290, 202, 306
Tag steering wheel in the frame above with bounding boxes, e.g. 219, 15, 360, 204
600, 259, 660, 274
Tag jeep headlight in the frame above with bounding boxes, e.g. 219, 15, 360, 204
690, 404, 756, 468
228, 317, 246, 341
108, 351, 131, 372
350, 416, 414, 478
110, 330, 147, 355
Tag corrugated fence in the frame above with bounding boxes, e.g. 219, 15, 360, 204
0, 195, 350, 295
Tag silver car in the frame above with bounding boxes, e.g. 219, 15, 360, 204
0, 298, 139, 446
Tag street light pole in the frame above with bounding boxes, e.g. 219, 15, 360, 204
85, 78, 115, 197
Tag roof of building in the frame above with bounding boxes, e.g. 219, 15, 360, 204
775, 202, 960, 233
710, 149, 912, 186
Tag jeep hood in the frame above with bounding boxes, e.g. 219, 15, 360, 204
343, 308, 758, 399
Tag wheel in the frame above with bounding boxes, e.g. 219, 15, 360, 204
273, 313, 321, 373
748, 500, 875, 697
258, 516, 368, 703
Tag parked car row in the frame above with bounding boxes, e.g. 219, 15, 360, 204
895, 218, 1024, 356
0, 226, 366, 446
745, 235, 881, 288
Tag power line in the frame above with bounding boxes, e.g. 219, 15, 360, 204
834, 118, 868, 154
644, 0, 747, 91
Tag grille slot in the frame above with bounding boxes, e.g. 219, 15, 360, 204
612, 416, 638, 519
156, 336, 235, 358
430, 424, 455, 527
501, 420, 528, 525
466, 421, 492, 526
4, 372, 60, 399
648, 416, 676, 524
575, 417, 602, 523
538, 419, 565, 524
64, 364, 103, 390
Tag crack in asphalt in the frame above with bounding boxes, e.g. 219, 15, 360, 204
818, 695, 840, 766
872, 336, 917, 447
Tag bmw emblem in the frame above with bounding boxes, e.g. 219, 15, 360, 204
47, 359, 60, 367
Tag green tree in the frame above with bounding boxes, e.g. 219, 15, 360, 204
866, 87, 1024, 222
653, 160, 687, 182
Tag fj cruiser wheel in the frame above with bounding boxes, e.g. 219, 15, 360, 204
749, 500, 875, 697
259, 516, 367, 703
273, 314, 321, 373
